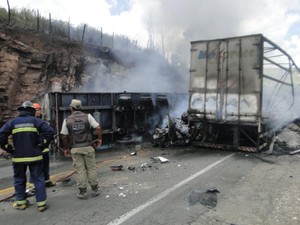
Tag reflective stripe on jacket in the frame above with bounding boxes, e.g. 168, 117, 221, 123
41, 139, 49, 153
12, 155, 43, 163
0, 111, 54, 163
42, 147, 49, 153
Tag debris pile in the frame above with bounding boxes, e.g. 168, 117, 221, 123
188, 187, 220, 208
153, 111, 300, 156
268, 120, 300, 155
153, 113, 190, 148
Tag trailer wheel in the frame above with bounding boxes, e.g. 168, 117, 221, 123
160, 137, 170, 148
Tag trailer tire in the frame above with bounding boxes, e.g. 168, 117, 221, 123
160, 137, 170, 148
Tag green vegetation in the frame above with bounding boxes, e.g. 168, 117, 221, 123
0, 6, 141, 51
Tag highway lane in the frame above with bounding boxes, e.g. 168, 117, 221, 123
0, 145, 262, 225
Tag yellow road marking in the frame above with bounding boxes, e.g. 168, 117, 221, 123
0, 187, 14, 195
0, 150, 142, 198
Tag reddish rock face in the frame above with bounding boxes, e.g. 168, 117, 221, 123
0, 27, 184, 126
0, 28, 123, 125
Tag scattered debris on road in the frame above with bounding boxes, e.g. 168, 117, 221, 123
151, 156, 169, 163
130, 152, 137, 156
127, 166, 136, 171
110, 165, 124, 171
268, 120, 300, 155
118, 193, 126, 197
188, 188, 220, 208
289, 149, 300, 155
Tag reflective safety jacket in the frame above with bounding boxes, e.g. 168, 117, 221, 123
0, 111, 55, 163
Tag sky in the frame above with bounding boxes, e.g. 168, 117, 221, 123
1, 0, 300, 68
1, 0, 300, 127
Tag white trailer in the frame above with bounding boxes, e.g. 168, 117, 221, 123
188, 34, 299, 152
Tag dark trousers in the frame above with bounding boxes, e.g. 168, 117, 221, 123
13, 161, 46, 203
42, 153, 50, 181
29, 153, 50, 182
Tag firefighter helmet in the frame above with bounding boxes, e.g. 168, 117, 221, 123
33, 103, 41, 109
18, 101, 35, 111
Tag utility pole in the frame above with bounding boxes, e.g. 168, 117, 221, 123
100, 27, 103, 47
37, 10, 40, 33
82, 24, 86, 43
6, 0, 10, 25
68, 17, 70, 40
49, 13, 52, 35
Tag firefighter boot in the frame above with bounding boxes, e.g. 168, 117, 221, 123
77, 188, 88, 199
91, 185, 100, 197
13, 200, 30, 210
38, 204, 48, 212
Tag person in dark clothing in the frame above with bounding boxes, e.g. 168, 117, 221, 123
29, 103, 56, 188
0, 101, 54, 211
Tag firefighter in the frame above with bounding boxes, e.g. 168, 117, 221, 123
29, 103, 56, 188
60, 99, 102, 199
0, 101, 54, 211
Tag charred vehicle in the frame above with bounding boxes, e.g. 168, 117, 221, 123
37, 92, 188, 154
188, 34, 300, 152
152, 113, 191, 148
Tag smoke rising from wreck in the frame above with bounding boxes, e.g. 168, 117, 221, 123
262, 68, 300, 131
78, 49, 188, 93
142, 0, 300, 131
139, 0, 300, 67
266, 86, 300, 131
76, 0, 300, 132
76, 48, 189, 130
76, 48, 299, 132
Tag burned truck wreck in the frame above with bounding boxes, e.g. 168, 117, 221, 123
36, 34, 299, 154
38, 92, 188, 153
187, 34, 300, 152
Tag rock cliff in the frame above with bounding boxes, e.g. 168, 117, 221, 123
0, 25, 187, 125
0, 25, 125, 124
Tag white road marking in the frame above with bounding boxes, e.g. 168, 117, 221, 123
107, 153, 234, 225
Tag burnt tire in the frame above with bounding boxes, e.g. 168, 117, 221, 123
160, 137, 170, 148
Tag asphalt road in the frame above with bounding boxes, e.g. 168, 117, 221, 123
0, 143, 299, 225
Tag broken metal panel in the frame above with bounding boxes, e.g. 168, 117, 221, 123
188, 34, 298, 151
189, 34, 262, 123
262, 36, 298, 126
134, 94, 155, 132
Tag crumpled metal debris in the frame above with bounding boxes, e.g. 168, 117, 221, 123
151, 156, 169, 163
289, 149, 300, 155
130, 151, 137, 156
153, 113, 190, 148
127, 166, 136, 171
119, 193, 126, 197
110, 165, 124, 171
140, 162, 152, 170
188, 187, 220, 208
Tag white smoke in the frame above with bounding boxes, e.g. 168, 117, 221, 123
78, 49, 188, 93
138, 0, 300, 67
